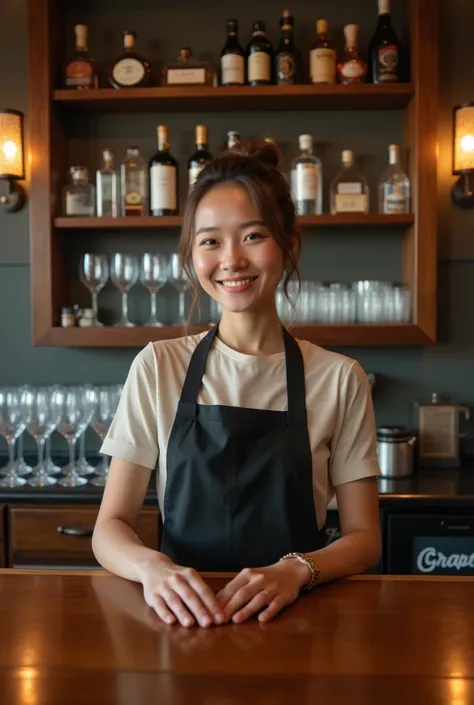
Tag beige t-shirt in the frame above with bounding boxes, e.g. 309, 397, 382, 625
101, 333, 380, 528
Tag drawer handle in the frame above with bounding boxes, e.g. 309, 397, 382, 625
57, 526, 94, 537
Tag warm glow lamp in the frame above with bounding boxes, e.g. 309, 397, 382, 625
0, 108, 25, 213
452, 102, 474, 208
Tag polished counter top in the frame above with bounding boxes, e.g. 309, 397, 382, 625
0, 570, 473, 704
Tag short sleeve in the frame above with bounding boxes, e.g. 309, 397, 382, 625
100, 343, 159, 469
329, 361, 380, 486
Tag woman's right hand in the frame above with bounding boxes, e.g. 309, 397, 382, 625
138, 554, 226, 628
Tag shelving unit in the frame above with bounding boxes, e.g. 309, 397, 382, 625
27, 0, 438, 348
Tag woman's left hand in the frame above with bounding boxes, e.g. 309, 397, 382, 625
216, 559, 310, 624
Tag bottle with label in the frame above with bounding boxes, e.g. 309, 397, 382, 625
188, 125, 213, 187
221, 19, 245, 86
62, 166, 95, 216
120, 147, 148, 216
96, 149, 119, 217
149, 126, 178, 216
162, 47, 216, 86
330, 150, 369, 214
64, 25, 98, 90
108, 31, 152, 89
275, 10, 300, 86
310, 19, 336, 84
246, 21, 273, 86
227, 131, 241, 150
290, 135, 322, 215
378, 144, 410, 214
368, 0, 404, 83
337, 25, 367, 84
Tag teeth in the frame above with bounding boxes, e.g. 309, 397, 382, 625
221, 278, 254, 288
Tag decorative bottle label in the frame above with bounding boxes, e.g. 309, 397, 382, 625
112, 59, 145, 86
151, 164, 177, 211
291, 165, 319, 201
276, 53, 296, 83
221, 54, 245, 84
377, 44, 399, 82
310, 48, 336, 84
248, 52, 270, 82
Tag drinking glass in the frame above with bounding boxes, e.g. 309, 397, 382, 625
169, 253, 191, 325
79, 253, 109, 327
45, 434, 61, 475
111, 253, 139, 327
15, 433, 33, 476
21, 386, 59, 487
51, 386, 90, 487
75, 385, 99, 477
140, 253, 168, 326
0, 388, 27, 488
90, 385, 121, 487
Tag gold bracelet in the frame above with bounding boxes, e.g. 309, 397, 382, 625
279, 552, 321, 592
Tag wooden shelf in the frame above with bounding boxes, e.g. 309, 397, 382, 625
52, 84, 415, 113
53, 214, 415, 230
38, 324, 432, 348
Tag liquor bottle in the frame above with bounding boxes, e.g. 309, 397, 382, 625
246, 21, 273, 86
378, 144, 410, 213
227, 131, 241, 150
221, 19, 245, 86
62, 167, 95, 216
96, 149, 119, 217
64, 25, 98, 90
310, 19, 336, 85
368, 0, 404, 83
108, 31, 152, 89
120, 147, 148, 216
330, 150, 369, 214
275, 10, 300, 86
337, 25, 367, 84
162, 47, 216, 86
149, 126, 178, 216
290, 135, 322, 215
188, 125, 213, 187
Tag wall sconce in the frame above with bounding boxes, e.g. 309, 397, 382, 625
0, 108, 26, 213
452, 102, 474, 209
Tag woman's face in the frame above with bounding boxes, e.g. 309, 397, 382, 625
192, 183, 284, 315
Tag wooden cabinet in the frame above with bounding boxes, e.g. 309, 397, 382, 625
0, 505, 5, 568
8, 504, 160, 569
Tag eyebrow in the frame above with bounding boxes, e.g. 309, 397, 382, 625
195, 220, 267, 236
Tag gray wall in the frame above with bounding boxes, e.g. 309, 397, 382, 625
1, 0, 474, 453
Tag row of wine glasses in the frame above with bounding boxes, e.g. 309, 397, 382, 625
80, 252, 191, 327
0, 385, 121, 489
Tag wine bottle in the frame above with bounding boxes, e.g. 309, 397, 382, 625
337, 25, 367, 84
275, 10, 300, 85
221, 19, 245, 86
108, 31, 152, 89
149, 126, 178, 216
310, 19, 336, 85
368, 0, 404, 83
246, 21, 273, 86
188, 125, 213, 187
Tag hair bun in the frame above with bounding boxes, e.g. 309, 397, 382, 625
232, 139, 281, 168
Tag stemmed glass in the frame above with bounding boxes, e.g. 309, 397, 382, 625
51, 386, 90, 488
140, 253, 168, 326
75, 384, 98, 477
21, 386, 59, 487
90, 385, 121, 487
79, 253, 109, 327
169, 253, 191, 325
0, 388, 27, 488
15, 433, 33, 476
111, 253, 139, 327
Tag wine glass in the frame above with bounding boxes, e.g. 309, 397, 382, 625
0, 388, 27, 488
169, 253, 191, 325
90, 385, 121, 487
21, 386, 59, 487
140, 253, 168, 326
51, 386, 90, 488
79, 253, 109, 327
111, 253, 139, 327
75, 384, 99, 477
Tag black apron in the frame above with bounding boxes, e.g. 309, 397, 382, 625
160, 324, 325, 571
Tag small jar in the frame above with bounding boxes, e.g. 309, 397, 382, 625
60, 306, 76, 327
78, 308, 95, 327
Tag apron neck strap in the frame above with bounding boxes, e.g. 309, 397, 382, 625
180, 324, 307, 412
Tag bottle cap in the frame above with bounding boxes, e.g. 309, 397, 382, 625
103, 148, 114, 162
344, 24, 359, 46
281, 10, 294, 28
75, 25, 88, 48
227, 131, 241, 147
342, 150, 354, 165
123, 31, 136, 48
316, 19, 328, 35
299, 134, 313, 150
378, 0, 390, 15
70, 166, 88, 180
157, 125, 169, 145
253, 20, 266, 33
196, 125, 207, 144
389, 144, 400, 164
227, 19, 238, 32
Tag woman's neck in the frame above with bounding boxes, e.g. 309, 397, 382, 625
217, 308, 284, 356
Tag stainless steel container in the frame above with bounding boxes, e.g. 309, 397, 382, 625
376, 426, 416, 478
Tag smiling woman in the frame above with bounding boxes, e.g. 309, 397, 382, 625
92, 139, 382, 631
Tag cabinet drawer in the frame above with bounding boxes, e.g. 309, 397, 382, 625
8, 504, 160, 569
0, 505, 5, 568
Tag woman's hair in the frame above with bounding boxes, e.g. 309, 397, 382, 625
179, 139, 301, 321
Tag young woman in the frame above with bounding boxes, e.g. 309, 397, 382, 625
92, 141, 381, 629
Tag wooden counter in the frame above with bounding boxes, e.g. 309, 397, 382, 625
0, 571, 473, 704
